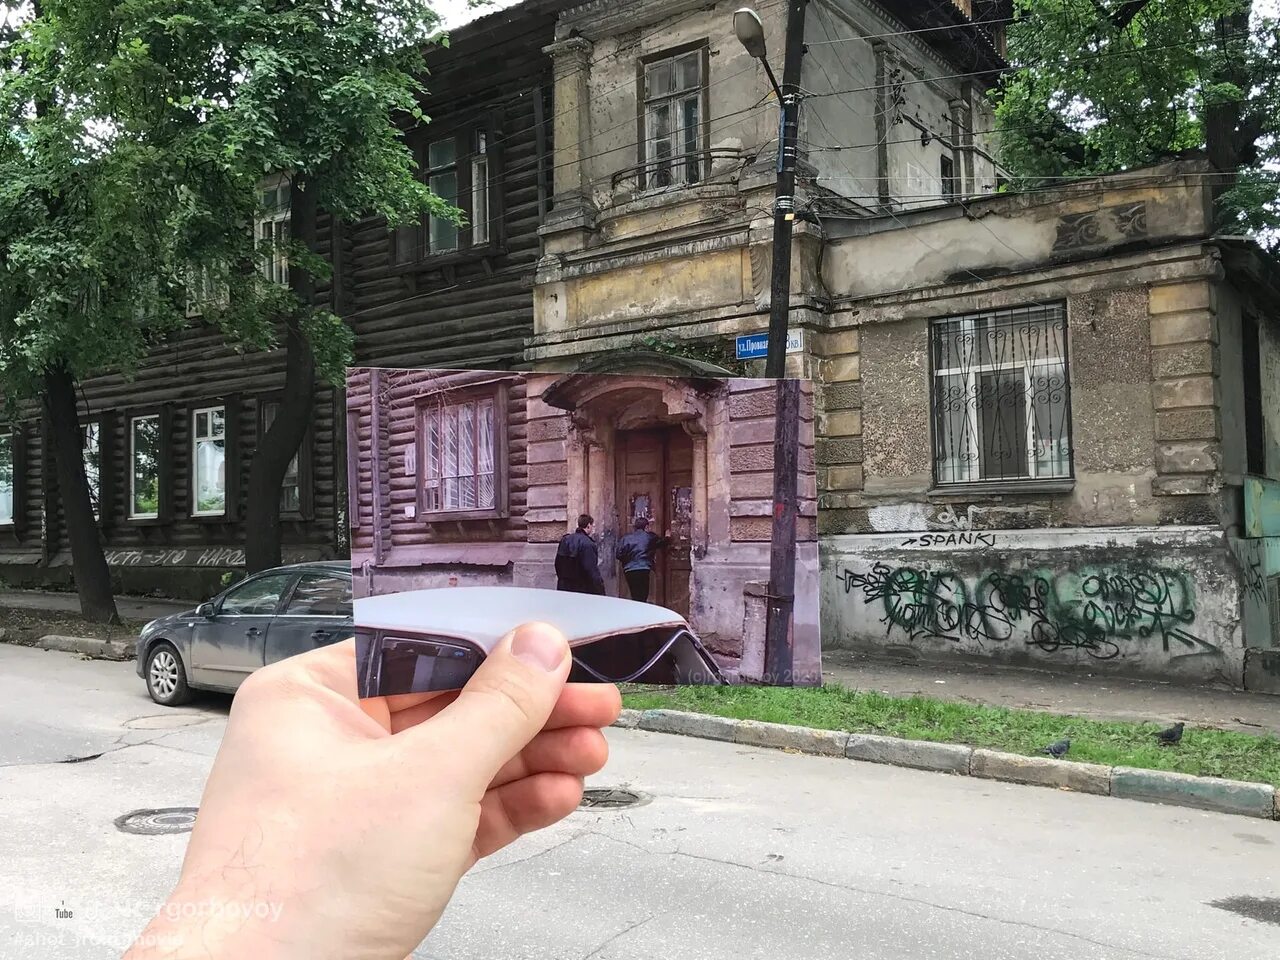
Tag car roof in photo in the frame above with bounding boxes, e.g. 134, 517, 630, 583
259, 560, 352, 578
354, 587, 689, 653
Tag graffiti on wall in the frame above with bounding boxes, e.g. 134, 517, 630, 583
840, 563, 1216, 661
105, 548, 245, 567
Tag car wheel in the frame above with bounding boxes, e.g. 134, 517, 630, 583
145, 642, 194, 707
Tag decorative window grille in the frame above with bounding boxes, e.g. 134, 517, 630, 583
931, 302, 1073, 484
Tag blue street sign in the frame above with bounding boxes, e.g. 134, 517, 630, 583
735, 333, 770, 360
735, 331, 803, 360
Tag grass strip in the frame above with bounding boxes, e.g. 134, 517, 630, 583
621, 683, 1280, 788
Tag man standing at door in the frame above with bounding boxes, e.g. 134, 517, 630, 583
615, 517, 671, 604
555, 514, 605, 596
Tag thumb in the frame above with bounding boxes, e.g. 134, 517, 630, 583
408, 621, 571, 792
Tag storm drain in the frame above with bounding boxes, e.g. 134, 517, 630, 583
1208, 896, 1280, 927
115, 807, 199, 835
578, 788, 650, 811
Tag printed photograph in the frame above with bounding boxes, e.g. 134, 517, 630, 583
348, 367, 820, 696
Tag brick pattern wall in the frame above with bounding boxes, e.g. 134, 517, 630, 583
725, 380, 817, 542
815, 326, 863, 527
523, 378, 571, 544
1148, 281, 1222, 495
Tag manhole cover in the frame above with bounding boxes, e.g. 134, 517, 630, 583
1208, 896, 1280, 927
579, 788, 650, 810
115, 808, 199, 835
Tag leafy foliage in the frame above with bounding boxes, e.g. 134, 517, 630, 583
633, 334, 749, 376
0, 0, 449, 405
995, 0, 1280, 243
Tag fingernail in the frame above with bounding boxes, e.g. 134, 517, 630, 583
511, 622, 568, 672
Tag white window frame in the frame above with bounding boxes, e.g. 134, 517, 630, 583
931, 305, 1072, 485
0, 430, 13, 526
471, 131, 490, 247
192, 405, 228, 517
260, 400, 302, 516
129, 414, 161, 520
256, 177, 291, 285
185, 265, 228, 318
82, 421, 101, 520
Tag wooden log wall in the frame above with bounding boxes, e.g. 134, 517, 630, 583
0, 2, 560, 596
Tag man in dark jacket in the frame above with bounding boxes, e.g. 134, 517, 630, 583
615, 517, 671, 604
555, 514, 605, 595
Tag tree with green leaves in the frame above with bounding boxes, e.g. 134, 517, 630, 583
2, 1, 453, 619
996, 0, 1279, 244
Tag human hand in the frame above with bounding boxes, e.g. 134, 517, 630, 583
124, 622, 620, 960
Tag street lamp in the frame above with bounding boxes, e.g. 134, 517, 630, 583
734, 2, 809, 686
733, 8, 781, 98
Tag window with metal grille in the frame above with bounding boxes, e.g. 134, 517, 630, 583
930, 302, 1073, 485
639, 46, 707, 190
414, 387, 508, 519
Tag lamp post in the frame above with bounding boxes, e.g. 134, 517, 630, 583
735, 3, 807, 686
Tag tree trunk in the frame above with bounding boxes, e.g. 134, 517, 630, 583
244, 177, 319, 574
41, 364, 119, 623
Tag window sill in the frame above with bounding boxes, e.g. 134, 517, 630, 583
929, 479, 1076, 498
418, 508, 509, 523
191, 514, 234, 524
389, 246, 506, 274
126, 516, 167, 528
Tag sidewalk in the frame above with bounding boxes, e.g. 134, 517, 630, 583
0, 589, 194, 622
822, 651, 1280, 738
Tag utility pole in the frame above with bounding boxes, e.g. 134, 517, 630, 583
736, 2, 808, 685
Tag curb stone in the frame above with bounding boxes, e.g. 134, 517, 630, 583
639, 709, 740, 743
846, 732, 972, 774
971, 749, 1111, 796
35, 635, 133, 661
613, 708, 1280, 821
731, 720, 849, 757
614, 708, 643, 729
1111, 766, 1276, 820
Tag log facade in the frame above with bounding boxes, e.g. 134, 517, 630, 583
0, 1, 562, 598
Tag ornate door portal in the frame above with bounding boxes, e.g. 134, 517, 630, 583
616, 428, 693, 617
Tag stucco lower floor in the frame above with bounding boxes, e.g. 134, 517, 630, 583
821, 525, 1278, 691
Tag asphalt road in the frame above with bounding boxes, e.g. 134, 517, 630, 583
1, 644, 1277, 960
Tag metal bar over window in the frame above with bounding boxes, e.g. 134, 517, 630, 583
930, 302, 1072, 485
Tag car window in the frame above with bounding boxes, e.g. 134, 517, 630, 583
378, 637, 482, 695
285, 574, 352, 618
219, 574, 295, 616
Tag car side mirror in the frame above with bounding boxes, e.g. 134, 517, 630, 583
196, 602, 216, 618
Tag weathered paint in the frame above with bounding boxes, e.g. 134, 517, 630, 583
821, 526, 1246, 686
1244, 476, 1280, 538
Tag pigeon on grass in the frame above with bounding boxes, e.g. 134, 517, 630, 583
1042, 738, 1071, 759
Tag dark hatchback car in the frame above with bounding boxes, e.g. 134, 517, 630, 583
136, 560, 352, 706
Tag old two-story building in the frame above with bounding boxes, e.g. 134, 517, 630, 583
514, 0, 1280, 691
347, 366, 820, 681
528, 0, 1007, 377
0, 0, 565, 598
818, 160, 1280, 693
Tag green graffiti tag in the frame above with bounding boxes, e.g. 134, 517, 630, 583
840, 564, 1216, 661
